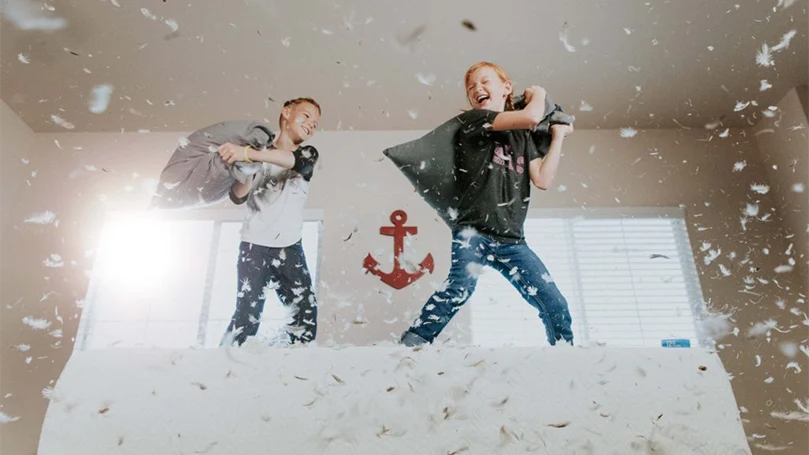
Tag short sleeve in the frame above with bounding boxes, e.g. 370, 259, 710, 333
525, 131, 542, 162
291, 145, 319, 181
229, 172, 258, 205
456, 109, 499, 138
229, 187, 249, 205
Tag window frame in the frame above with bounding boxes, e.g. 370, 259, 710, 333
75, 208, 324, 351
468, 206, 708, 348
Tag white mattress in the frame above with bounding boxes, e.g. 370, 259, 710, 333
39, 345, 751, 454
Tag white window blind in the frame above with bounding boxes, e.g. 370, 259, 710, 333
76, 212, 321, 350
469, 209, 705, 348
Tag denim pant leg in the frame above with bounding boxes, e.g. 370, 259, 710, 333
270, 241, 318, 344
490, 242, 574, 345
403, 231, 488, 345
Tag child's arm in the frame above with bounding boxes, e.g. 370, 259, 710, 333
528, 124, 574, 190
490, 86, 547, 131
219, 143, 319, 181
218, 143, 295, 169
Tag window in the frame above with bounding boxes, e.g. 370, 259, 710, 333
468, 208, 706, 348
75, 210, 322, 350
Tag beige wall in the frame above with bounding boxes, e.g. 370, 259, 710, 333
1, 124, 807, 453
0, 102, 33, 268
753, 86, 809, 290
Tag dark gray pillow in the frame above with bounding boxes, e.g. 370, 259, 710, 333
383, 93, 574, 227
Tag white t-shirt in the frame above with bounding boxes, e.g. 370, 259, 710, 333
239, 163, 310, 248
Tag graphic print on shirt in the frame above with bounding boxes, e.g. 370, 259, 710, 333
491, 141, 525, 175
246, 164, 307, 213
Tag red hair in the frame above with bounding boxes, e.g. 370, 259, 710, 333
464, 62, 514, 111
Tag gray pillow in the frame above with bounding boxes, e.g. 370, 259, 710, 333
151, 121, 275, 209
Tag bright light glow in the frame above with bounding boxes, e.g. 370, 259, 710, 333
82, 213, 214, 349
93, 213, 176, 294
80, 212, 320, 350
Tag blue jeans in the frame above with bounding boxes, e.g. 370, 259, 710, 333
402, 229, 574, 346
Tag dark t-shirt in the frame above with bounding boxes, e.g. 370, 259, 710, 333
454, 109, 541, 244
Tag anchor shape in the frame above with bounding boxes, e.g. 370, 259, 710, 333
363, 210, 434, 289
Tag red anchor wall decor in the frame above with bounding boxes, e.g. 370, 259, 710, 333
363, 210, 434, 289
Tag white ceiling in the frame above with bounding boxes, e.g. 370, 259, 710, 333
1, 0, 807, 132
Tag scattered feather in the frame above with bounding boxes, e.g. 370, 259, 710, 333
703, 249, 721, 265
734, 101, 750, 112
22, 317, 52, 330
748, 319, 777, 337
770, 411, 809, 422
165, 19, 179, 32
770, 29, 797, 52
89, 84, 114, 114
24, 211, 57, 224
697, 313, 733, 341
51, 115, 75, 130
0, 411, 20, 424
705, 119, 722, 130
141, 8, 157, 20
42, 254, 64, 268
750, 184, 769, 194
3, 0, 67, 30
558, 27, 576, 52
415, 73, 436, 86
778, 341, 798, 359
756, 44, 773, 67
547, 421, 570, 428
